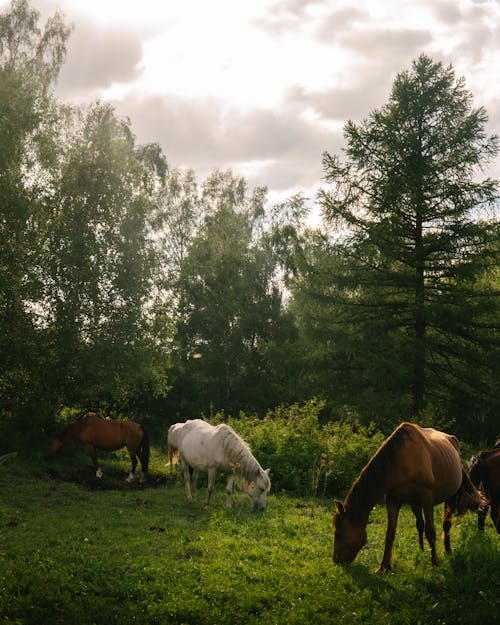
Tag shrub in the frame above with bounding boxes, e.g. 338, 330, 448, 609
219, 400, 385, 497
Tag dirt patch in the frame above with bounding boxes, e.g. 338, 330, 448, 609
45, 465, 176, 491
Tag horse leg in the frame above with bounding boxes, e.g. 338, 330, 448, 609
491, 499, 499, 533
225, 474, 235, 509
84, 444, 102, 479
411, 505, 424, 549
376, 497, 401, 572
180, 456, 194, 503
126, 451, 137, 482
137, 429, 149, 482
477, 499, 488, 531
205, 468, 217, 508
442, 502, 453, 554
422, 494, 438, 566
190, 468, 198, 503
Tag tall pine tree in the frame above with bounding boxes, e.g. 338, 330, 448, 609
318, 55, 499, 436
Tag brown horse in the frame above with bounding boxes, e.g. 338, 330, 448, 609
332, 422, 481, 572
469, 444, 500, 533
47, 412, 149, 482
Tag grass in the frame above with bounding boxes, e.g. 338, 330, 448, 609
0, 448, 499, 625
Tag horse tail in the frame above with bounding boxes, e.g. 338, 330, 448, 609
168, 445, 179, 475
138, 425, 150, 476
455, 467, 484, 515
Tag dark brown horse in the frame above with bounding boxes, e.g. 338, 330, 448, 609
332, 422, 481, 572
47, 412, 149, 482
469, 443, 500, 533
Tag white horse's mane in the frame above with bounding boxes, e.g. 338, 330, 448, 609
216, 424, 262, 482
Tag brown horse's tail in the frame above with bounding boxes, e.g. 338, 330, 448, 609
138, 425, 150, 477
455, 468, 484, 515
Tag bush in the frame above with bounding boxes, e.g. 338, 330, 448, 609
219, 400, 385, 497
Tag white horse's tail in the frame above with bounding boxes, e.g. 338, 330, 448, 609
168, 446, 179, 475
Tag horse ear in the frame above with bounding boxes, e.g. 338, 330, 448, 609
334, 500, 345, 514
264, 468, 270, 476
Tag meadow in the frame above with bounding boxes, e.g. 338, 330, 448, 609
0, 448, 499, 625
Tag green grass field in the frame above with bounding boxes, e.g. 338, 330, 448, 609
1, 448, 499, 625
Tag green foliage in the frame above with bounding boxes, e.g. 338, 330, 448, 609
220, 400, 385, 496
0, 3, 497, 453
166, 170, 298, 418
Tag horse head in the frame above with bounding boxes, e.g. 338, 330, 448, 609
332, 500, 367, 564
46, 436, 63, 458
245, 467, 271, 511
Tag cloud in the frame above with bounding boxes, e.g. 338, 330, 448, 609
56, 18, 143, 100
255, 0, 324, 33
111, 92, 342, 192
28, 0, 500, 198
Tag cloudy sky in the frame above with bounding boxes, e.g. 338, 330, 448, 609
7, 0, 500, 202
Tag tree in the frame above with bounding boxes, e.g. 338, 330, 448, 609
317, 55, 499, 435
44, 101, 169, 411
165, 170, 295, 418
0, 0, 70, 442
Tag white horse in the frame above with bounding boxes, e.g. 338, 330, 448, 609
170, 419, 271, 510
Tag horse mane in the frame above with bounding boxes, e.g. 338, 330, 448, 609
217, 424, 261, 482
56, 412, 100, 440
345, 422, 417, 519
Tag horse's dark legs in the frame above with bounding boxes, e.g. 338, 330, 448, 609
376, 497, 401, 572
137, 451, 148, 482
126, 452, 138, 483
411, 505, 424, 549
442, 502, 453, 553
491, 498, 499, 533
422, 494, 438, 566
477, 498, 489, 531
84, 444, 102, 479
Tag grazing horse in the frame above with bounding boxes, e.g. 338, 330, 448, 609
332, 422, 481, 572
47, 412, 149, 482
171, 419, 271, 510
469, 444, 500, 533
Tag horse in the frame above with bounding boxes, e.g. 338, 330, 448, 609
170, 419, 271, 510
47, 412, 150, 482
332, 422, 482, 572
469, 443, 500, 533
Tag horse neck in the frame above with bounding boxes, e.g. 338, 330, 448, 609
345, 460, 386, 526
224, 433, 260, 481
238, 452, 261, 481
61, 422, 83, 444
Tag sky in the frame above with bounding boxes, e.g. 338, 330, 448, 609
5, 0, 500, 204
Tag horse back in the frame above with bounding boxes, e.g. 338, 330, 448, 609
81, 415, 143, 451
385, 423, 462, 503
178, 421, 233, 470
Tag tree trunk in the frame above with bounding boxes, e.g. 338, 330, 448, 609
413, 212, 426, 417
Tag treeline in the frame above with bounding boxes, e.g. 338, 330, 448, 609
0, 0, 498, 450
